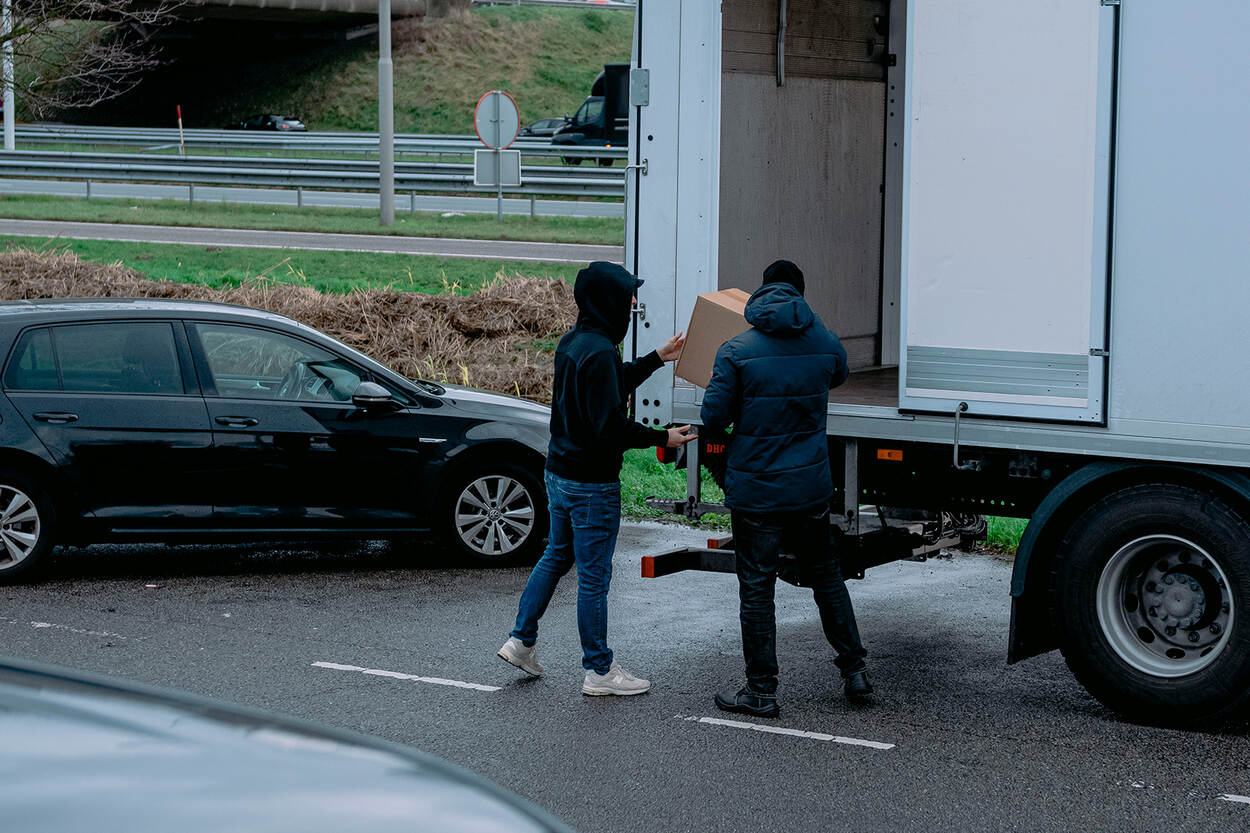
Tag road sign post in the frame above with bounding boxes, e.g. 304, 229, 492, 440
2, 0, 14, 152
474, 90, 520, 220
378, 0, 394, 226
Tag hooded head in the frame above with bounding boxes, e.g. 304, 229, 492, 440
745, 281, 814, 337
761, 259, 805, 296
573, 261, 643, 344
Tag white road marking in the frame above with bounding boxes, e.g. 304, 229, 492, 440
1218, 794, 1250, 805
677, 715, 895, 750
312, 661, 501, 693
5, 618, 130, 640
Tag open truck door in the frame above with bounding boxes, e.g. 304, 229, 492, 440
895, 1, 1117, 424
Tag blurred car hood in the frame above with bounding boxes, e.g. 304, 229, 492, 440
0, 657, 572, 833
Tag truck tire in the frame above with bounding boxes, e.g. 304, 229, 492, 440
0, 469, 57, 584
1049, 483, 1250, 727
561, 156, 583, 166
442, 462, 547, 567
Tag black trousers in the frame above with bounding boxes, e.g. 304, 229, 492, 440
731, 508, 868, 695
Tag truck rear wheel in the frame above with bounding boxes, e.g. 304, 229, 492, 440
1050, 484, 1250, 727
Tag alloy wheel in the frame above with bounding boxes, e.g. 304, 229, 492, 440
0, 484, 41, 569
454, 475, 536, 558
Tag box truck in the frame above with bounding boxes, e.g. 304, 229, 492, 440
623, 0, 1250, 727
552, 63, 630, 165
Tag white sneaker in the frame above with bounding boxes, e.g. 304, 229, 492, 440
497, 637, 544, 676
581, 663, 651, 696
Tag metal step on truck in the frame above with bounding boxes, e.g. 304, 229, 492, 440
621, 0, 1250, 727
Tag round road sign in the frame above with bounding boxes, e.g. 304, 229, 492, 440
474, 90, 520, 150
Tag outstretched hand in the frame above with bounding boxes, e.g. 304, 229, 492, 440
665, 424, 697, 448
657, 331, 685, 362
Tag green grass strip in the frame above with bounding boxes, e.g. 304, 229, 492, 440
0, 195, 624, 247
0, 235, 579, 295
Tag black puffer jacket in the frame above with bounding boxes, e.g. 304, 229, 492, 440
546, 262, 665, 483
700, 283, 849, 513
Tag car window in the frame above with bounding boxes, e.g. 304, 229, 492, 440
4, 328, 57, 390
195, 323, 365, 403
53, 323, 184, 394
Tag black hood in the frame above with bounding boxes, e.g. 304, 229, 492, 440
744, 282, 815, 336
573, 261, 641, 345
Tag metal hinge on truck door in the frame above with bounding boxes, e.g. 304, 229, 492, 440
1101, 0, 1120, 5
629, 68, 650, 106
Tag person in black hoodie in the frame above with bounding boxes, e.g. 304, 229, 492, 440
701, 260, 872, 719
498, 261, 695, 696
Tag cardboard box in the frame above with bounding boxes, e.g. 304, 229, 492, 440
675, 288, 752, 388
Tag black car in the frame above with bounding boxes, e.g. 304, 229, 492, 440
0, 299, 550, 581
226, 114, 307, 131
519, 117, 569, 138
0, 656, 575, 833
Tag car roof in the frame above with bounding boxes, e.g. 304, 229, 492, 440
0, 656, 571, 833
0, 297, 299, 326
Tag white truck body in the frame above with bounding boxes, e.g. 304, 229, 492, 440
625, 0, 1250, 726
625, 0, 1250, 465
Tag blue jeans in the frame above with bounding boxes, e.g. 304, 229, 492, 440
510, 471, 621, 674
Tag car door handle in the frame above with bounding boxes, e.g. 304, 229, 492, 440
32, 411, 78, 424
215, 416, 259, 428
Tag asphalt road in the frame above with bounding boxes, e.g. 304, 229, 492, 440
0, 218, 625, 265
4, 522, 1249, 833
0, 178, 626, 219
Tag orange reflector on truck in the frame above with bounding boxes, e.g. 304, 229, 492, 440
877, 448, 903, 461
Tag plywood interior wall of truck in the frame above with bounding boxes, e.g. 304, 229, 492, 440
718, 0, 888, 371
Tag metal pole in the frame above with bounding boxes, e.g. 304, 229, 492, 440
2, 0, 14, 151
378, 0, 394, 226
494, 91, 503, 221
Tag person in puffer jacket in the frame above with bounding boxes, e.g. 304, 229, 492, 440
701, 259, 872, 719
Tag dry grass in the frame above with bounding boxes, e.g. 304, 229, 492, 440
0, 247, 576, 402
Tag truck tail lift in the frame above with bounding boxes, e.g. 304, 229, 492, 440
643, 435, 977, 583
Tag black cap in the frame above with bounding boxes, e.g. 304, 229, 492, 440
762, 260, 804, 295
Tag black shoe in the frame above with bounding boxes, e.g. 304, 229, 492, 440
715, 686, 780, 718
844, 670, 874, 699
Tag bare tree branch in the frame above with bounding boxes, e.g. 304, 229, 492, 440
2, 1, 184, 116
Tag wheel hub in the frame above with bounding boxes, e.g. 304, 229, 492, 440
1097, 534, 1235, 677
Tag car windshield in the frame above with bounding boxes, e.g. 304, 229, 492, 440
574, 98, 604, 126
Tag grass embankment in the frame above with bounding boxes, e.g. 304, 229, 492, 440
62, 7, 634, 135
0, 196, 625, 247
0, 245, 576, 398
0, 236, 578, 295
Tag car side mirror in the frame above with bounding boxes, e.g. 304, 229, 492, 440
352, 381, 401, 412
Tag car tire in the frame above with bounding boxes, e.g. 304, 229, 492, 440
443, 462, 547, 566
0, 469, 57, 583
1049, 483, 1250, 727
597, 158, 614, 167
561, 156, 583, 166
